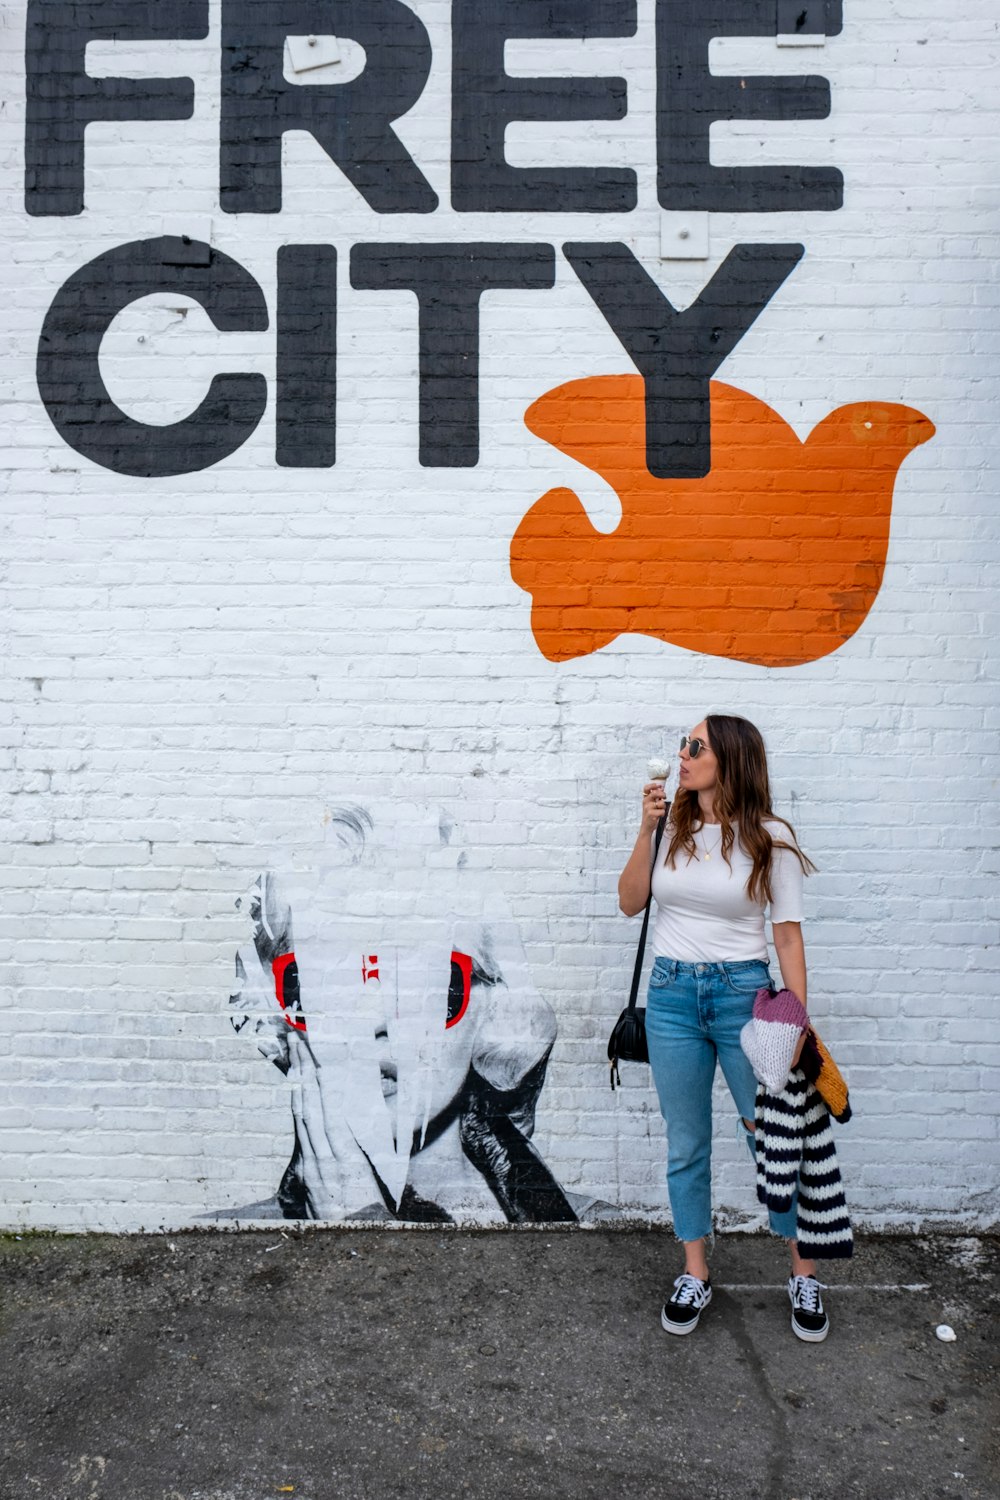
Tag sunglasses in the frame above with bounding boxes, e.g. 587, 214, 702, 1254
680, 735, 709, 759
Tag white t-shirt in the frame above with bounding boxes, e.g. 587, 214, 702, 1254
650, 819, 804, 963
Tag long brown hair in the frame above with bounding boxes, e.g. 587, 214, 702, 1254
665, 714, 816, 904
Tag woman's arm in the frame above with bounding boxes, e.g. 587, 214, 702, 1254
772, 920, 806, 1005
772, 920, 807, 1065
618, 782, 667, 916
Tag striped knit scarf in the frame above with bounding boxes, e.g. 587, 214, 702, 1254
754, 1069, 853, 1260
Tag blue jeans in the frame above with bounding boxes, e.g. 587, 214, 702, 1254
645, 956, 799, 1244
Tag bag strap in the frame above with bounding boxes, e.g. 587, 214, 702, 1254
627, 808, 669, 1011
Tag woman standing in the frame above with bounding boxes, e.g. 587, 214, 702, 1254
618, 714, 829, 1342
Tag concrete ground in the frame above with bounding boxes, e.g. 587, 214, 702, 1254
0, 1229, 997, 1500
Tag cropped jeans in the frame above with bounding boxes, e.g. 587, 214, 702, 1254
645, 955, 799, 1244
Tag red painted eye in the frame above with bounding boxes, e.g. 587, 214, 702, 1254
272, 952, 306, 1032
275, 950, 471, 1033
447, 951, 472, 1028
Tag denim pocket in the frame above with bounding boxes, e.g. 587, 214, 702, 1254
725, 964, 770, 994
647, 963, 673, 991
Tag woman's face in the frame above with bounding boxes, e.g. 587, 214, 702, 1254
678, 719, 720, 796
371, 949, 483, 1140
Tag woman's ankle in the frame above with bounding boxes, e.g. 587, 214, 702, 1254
788, 1239, 816, 1279
682, 1238, 710, 1281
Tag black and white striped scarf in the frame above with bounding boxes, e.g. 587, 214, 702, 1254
754, 1069, 853, 1259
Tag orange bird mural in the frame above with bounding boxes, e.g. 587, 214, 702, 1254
510, 377, 934, 667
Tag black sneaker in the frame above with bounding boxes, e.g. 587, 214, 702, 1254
788, 1275, 830, 1342
661, 1273, 712, 1335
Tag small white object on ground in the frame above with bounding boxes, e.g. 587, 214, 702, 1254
647, 757, 671, 781
935, 1324, 956, 1341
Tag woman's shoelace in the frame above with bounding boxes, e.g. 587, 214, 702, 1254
671, 1273, 711, 1306
790, 1276, 827, 1311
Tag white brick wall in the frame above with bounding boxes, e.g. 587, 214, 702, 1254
1, 1, 997, 1230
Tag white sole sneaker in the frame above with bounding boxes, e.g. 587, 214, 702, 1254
661, 1306, 702, 1335
788, 1275, 830, 1342
790, 1313, 829, 1343
660, 1281, 712, 1335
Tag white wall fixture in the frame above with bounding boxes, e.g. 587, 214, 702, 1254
285, 34, 342, 74
660, 211, 710, 260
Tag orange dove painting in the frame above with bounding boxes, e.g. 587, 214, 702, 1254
510, 377, 934, 667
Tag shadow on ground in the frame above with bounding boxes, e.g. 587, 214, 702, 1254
0, 1230, 997, 1500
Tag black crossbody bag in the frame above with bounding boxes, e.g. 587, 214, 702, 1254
608, 810, 668, 1090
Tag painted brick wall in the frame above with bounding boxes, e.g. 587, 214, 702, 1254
1, 1, 997, 1231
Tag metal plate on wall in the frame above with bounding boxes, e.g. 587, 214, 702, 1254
286, 34, 342, 74
660, 212, 709, 260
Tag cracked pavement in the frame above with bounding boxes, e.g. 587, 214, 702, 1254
0, 1230, 997, 1500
